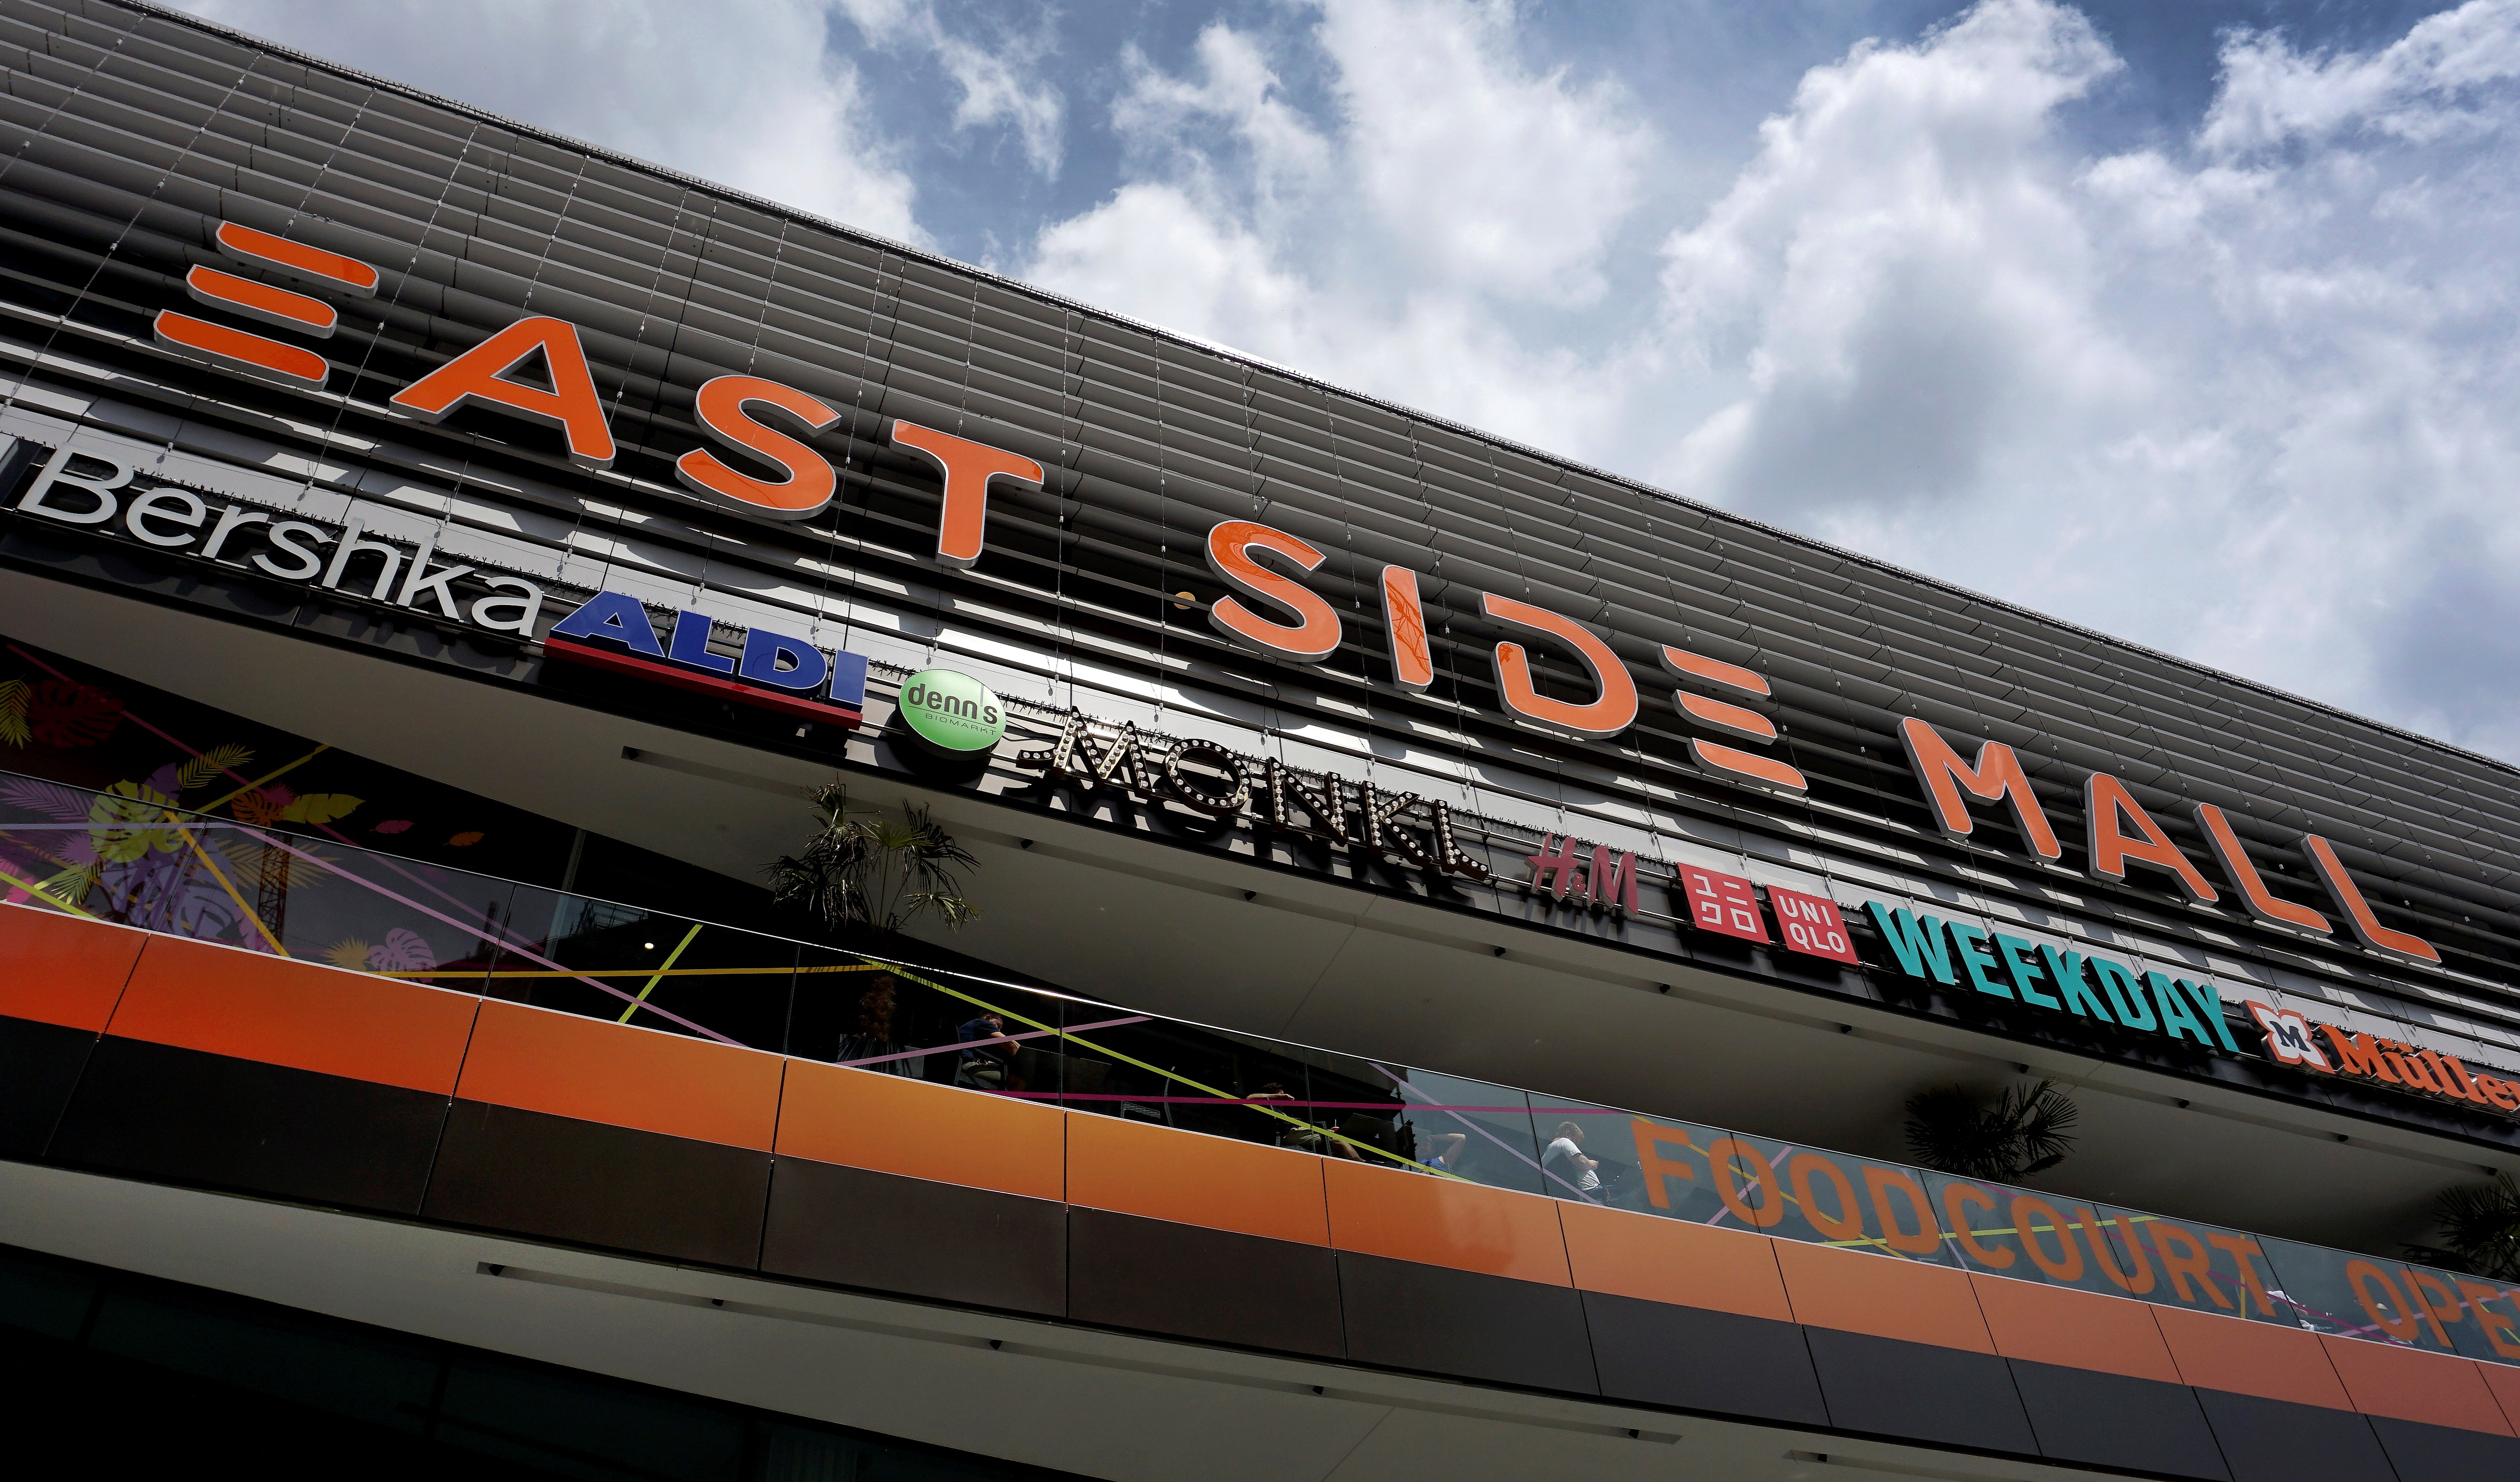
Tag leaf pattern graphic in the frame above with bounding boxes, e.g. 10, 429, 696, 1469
0, 678, 28, 748
282, 793, 362, 825
1, 777, 100, 823
104, 850, 237, 940
25, 681, 122, 747
447, 830, 484, 847
177, 743, 254, 794
89, 782, 177, 864
364, 928, 437, 972
325, 937, 372, 972
232, 786, 291, 828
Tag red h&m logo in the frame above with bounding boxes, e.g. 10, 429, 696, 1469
1523, 833, 1637, 916
153, 223, 380, 389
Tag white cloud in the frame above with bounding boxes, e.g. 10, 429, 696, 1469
1658, 0, 2134, 519
1020, 0, 2520, 760
177, 0, 927, 242
1644, 0, 2520, 759
834, 0, 1067, 176
1313, 0, 1652, 304
1026, 0, 1658, 451
2200, 0, 2520, 153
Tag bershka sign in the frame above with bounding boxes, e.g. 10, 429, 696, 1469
7, 438, 548, 637
1, 435, 867, 731
144, 223, 2448, 972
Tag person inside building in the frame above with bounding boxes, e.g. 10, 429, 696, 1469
1542, 1121, 1600, 1194
953, 1011, 1020, 1091
1252, 1082, 1362, 1159
836, 979, 920, 1077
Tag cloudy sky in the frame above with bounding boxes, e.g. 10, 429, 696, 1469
178, 0, 2520, 762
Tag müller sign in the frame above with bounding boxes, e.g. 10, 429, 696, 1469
133, 221, 2447, 973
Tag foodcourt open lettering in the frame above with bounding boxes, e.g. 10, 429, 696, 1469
129, 222, 2443, 969
1617, 1121, 2520, 1364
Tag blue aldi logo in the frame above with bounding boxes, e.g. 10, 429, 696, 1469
544, 590, 867, 728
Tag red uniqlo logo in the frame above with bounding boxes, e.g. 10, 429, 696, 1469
1769, 887, 1858, 963
1676, 864, 1767, 943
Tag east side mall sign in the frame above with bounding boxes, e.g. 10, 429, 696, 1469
142, 223, 2443, 974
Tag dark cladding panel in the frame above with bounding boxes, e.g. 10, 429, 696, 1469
1580, 1290, 1826, 1426
1801, 1327, 2037, 1456
2366, 1415, 2520, 1474
0, 1016, 95, 1159
47, 1036, 445, 1212
1335, 1251, 1597, 1395
760, 1157, 1063, 1317
424, 1100, 769, 1269
2007, 1358, 2230, 1480
2193, 1390, 2397, 1482
1067, 1207, 1340, 1359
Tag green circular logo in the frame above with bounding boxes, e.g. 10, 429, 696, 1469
898, 669, 1006, 754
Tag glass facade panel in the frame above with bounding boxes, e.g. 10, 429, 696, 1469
1717, 1135, 1958, 1265
2101, 1206, 2298, 1326
1584, 1107, 1730, 1223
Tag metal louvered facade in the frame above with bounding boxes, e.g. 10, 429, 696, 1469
3, 0, 2519, 1147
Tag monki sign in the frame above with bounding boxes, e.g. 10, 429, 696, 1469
144, 223, 2446, 972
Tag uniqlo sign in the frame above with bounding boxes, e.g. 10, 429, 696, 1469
1770, 887, 1858, 964
1676, 865, 1767, 943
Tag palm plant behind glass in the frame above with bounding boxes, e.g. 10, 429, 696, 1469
2407, 1171, 2520, 1281
1903, 1079, 2080, 1182
766, 785, 980, 935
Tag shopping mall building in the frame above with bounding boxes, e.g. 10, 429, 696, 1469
2, 3, 2519, 1478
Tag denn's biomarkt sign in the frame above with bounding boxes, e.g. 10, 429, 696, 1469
128, 222, 2446, 973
